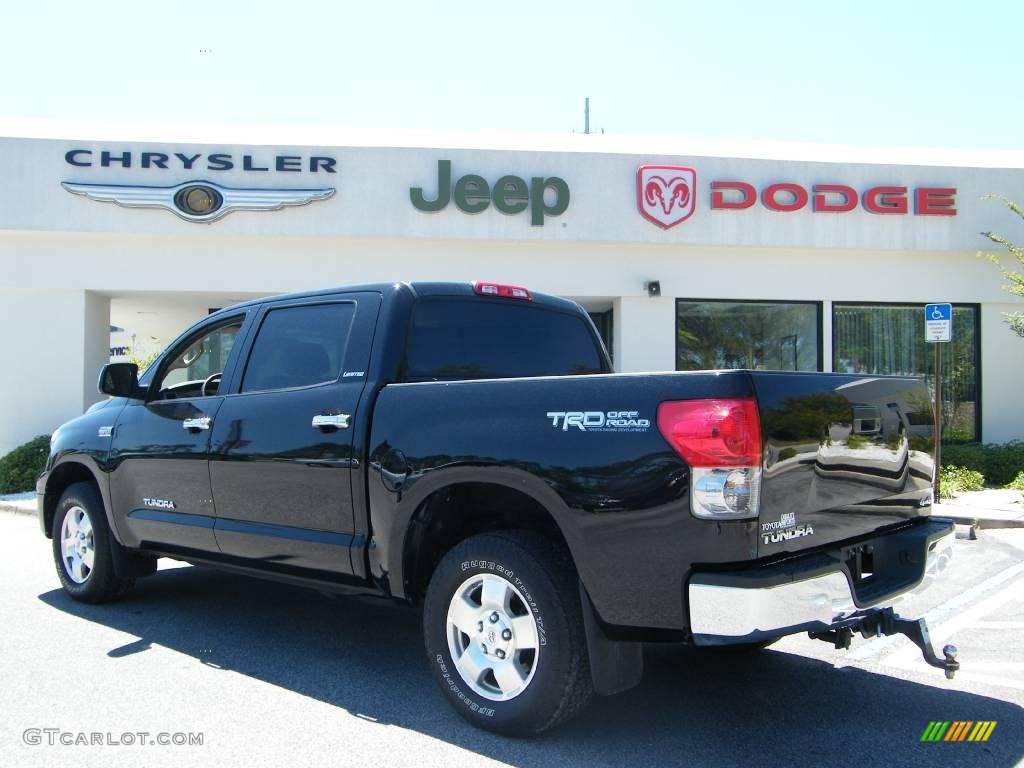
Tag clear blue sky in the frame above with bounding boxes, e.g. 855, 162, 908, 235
2, 0, 1020, 148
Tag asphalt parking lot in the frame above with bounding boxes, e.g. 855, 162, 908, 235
2, 509, 1022, 768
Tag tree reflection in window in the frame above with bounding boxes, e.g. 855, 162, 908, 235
676, 300, 821, 372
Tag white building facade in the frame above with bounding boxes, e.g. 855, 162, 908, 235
1, 124, 1022, 455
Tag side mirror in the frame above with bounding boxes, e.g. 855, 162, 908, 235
98, 363, 144, 399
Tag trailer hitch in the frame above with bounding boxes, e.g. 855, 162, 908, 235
810, 607, 960, 679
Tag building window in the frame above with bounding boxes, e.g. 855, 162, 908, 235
588, 310, 613, 364
833, 303, 980, 441
676, 300, 822, 372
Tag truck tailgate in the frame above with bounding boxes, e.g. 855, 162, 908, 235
751, 372, 935, 557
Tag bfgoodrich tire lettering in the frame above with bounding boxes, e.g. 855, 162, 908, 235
51, 482, 135, 603
423, 531, 593, 735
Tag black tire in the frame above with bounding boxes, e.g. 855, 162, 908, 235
423, 531, 593, 736
51, 482, 135, 603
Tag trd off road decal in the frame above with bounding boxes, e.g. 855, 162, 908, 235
546, 411, 651, 432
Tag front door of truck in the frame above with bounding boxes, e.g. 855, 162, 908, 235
209, 292, 380, 576
109, 314, 249, 553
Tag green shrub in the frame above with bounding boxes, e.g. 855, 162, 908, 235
909, 435, 933, 454
938, 464, 985, 499
940, 443, 985, 474
1007, 471, 1024, 492
0, 435, 50, 494
943, 429, 974, 444
942, 441, 1024, 486
128, 349, 160, 375
846, 434, 869, 449
982, 441, 1024, 486
778, 447, 797, 461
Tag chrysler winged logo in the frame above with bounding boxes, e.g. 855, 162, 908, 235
637, 165, 696, 229
61, 179, 335, 223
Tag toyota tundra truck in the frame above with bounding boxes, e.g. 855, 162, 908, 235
38, 281, 957, 735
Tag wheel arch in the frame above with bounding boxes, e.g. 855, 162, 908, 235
41, 457, 111, 540
391, 466, 583, 604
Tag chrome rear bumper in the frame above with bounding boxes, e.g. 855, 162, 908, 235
689, 519, 955, 645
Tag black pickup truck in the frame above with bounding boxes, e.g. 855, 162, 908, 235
39, 281, 957, 735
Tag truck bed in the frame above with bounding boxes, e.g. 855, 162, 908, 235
367, 369, 935, 631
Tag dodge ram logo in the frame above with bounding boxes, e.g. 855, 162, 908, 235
637, 165, 696, 229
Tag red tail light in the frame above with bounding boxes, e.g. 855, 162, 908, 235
473, 282, 533, 300
656, 398, 762, 467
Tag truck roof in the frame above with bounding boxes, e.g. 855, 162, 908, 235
208, 281, 584, 320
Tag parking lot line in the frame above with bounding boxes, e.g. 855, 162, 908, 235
846, 561, 1024, 662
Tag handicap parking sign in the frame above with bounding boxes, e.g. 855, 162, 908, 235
925, 303, 952, 342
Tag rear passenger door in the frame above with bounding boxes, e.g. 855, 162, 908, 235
209, 292, 380, 576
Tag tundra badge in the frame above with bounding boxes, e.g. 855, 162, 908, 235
142, 497, 176, 511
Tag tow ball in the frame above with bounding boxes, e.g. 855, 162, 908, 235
810, 607, 960, 679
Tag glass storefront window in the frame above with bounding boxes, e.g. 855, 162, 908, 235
588, 310, 614, 364
833, 303, 980, 441
676, 300, 821, 372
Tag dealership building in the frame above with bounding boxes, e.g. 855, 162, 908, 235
1, 121, 1023, 456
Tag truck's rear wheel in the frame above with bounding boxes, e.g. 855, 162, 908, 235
423, 531, 593, 735
51, 482, 134, 603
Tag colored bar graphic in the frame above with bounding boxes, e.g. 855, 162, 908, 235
921, 721, 950, 741
944, 721, 972, 741
975, 722, 997, 742
921, 721, 996, 742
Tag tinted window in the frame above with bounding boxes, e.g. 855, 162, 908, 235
404, 300, 604, 381
241, 303, 355, 393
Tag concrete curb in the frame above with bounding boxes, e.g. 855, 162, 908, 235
938, 512, 1024, 530
934, 491, 1024, 529
0, 500, 36, 517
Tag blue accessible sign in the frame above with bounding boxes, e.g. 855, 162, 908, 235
925, 303, 952, 343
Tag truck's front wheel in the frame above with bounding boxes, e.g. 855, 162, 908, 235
51, 482, 135, 603
423, 531, 593, 735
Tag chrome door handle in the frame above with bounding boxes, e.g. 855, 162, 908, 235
312, 413, 351, 429
183, 416, 212, 431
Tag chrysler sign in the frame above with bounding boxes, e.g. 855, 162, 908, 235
61, 147, 338, 223
64, 149, 337, 173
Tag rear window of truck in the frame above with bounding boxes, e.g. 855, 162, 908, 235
403, 299, 606, 381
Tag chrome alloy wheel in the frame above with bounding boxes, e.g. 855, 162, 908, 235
60, 505, 95, 584
446, 573, 540, 701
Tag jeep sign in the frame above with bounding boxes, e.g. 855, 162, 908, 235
411, 160, 569, 225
